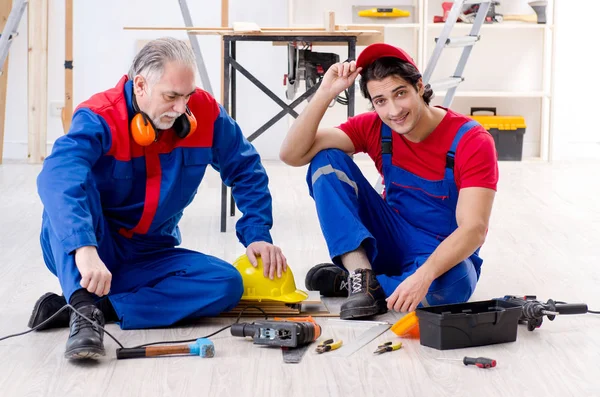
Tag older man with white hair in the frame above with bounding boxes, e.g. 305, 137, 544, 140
28, 37, 287, 360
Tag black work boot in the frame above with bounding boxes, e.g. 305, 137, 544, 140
305, 263, 349, 297
28, 292, 70, 330
64, 305, 106, 360
340, 268, 388, 319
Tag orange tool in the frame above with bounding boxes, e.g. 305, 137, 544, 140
390, 311, 420, 338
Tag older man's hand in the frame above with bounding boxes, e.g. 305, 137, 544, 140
246, 242, 288, 280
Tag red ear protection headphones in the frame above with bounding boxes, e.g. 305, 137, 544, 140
130, 94, 198, 146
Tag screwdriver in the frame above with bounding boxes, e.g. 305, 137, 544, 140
437, 356, 497, 369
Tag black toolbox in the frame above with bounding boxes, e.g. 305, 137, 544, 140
415, 299, 523, 350
468, 107, 527, 161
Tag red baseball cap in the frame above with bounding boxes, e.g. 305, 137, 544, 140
356, 43, 419, 72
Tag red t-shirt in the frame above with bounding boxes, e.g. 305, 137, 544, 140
337, 107, 499, 191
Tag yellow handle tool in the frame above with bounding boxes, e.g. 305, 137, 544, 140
358, 8, 410, 18
374, 341, 403, 354
315, 338, 343, 354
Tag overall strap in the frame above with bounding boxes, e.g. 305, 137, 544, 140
380, 123, 393, 168
445, 120, 479, 178
379, 123, 393, 196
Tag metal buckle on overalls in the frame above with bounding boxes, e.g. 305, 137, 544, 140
382, 140, 392, 155
445, 153, 455, 170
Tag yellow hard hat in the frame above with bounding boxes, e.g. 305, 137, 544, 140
232, 254, 309, 303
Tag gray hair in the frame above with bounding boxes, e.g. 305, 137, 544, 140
128, 37, 196, 85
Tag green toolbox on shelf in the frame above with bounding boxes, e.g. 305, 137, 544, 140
468, 107, 526, 161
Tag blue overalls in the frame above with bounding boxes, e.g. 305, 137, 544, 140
307, 120, 482, 306
37, 77, 272, 329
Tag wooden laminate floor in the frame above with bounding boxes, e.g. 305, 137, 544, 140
0, 157, 599, 397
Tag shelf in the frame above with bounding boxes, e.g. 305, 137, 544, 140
427, 23, 552, 30
289, 0, 555, 160
433, 91, 549, 98
382, 23, 420, 29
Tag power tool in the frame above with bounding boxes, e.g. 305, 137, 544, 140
500, 295, 589, 331
284, 43, 341, 103
230, 317, 321, 348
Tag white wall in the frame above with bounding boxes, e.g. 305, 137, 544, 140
550, 0, 600, 161
2, 0, 290, 160
1, 0, 599, 162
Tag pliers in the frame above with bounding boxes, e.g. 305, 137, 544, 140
373, 341, 402, 354
315, 338, 343, 354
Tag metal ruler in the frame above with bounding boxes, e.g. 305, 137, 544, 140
281, 343, 311, 364
328, 323, 391, 358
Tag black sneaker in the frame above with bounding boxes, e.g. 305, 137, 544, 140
64, 305, 106, 360
28, 292, 70, 330
305, 263, 349, 297
340, 268, 388, 320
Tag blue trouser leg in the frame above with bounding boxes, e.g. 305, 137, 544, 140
307, 149, 412, 265
107, 248, 243, 330
307, 149, 478, 306
375, 256, 479, 307
40, 191, 119, 302
40, 188, 243, 329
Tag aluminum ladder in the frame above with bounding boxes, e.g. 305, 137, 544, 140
424, 0, 492, 107
0, 0, 28, 76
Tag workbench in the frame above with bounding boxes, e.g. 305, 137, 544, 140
220, 31, 370, 233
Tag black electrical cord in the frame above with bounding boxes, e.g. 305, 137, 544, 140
314, 75, 349, 106
0, 304, 125, 348
335, 89, 349, 106
0, 304, 269, 350
132, 306, 268, 348
3, 301, 596, 348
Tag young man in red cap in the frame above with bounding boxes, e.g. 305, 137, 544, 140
280, 43, 498, 319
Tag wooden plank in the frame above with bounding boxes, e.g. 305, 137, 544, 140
233, 22, 261, 33
125, 26, 231, 32
123, 26, 381, 35
123, 25, 383, 46
125, 25, 380, 32
190, 30, 381, 37
220, 299, 337, 318
61, 0, 73, 134
0, 0, 13, 165
27, 0, 48, 164
271, 24, 385, 47
324, 11, 335, 32
272, 38, 383, 47
221, 0, 228, 28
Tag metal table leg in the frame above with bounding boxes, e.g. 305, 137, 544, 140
348, 37, 356, 118
230, 40, 237, 217
219, 35, 359, 232
221, 37, 231, 233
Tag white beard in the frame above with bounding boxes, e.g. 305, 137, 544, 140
152, 111, 181, 130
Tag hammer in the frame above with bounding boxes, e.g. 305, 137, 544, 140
528, 1, 547, 24
502, 1, 547, 24
116, 338, 215, 360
